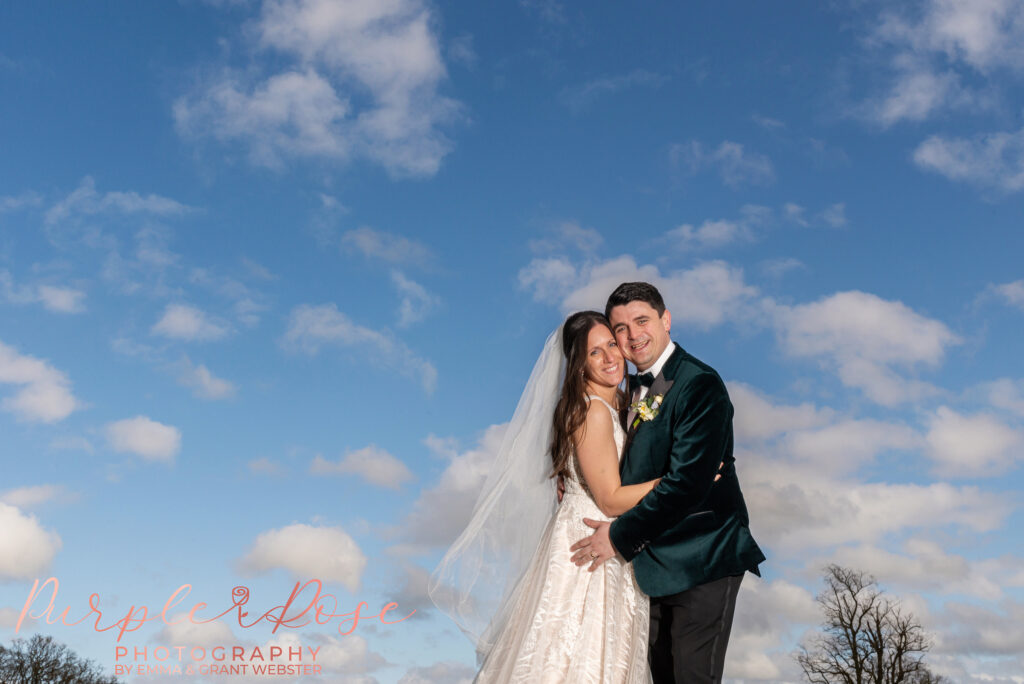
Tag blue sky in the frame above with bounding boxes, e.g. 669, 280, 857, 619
1, 1, 1022, 682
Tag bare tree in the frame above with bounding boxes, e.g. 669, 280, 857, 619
0, 634, 120, 684
796, 565, 944, 684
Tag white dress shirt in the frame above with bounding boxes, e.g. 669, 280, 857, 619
635, 340, 675, 401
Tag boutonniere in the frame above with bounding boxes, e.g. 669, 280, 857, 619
630, 394, 664, 430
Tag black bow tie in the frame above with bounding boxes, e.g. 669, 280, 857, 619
637, 372, 655, 388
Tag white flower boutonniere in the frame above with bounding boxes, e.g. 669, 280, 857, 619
630, 394, 664, 430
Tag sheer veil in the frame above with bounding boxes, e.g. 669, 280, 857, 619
428, 326, 565, 660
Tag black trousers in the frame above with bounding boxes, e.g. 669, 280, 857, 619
648, 574, 744, 683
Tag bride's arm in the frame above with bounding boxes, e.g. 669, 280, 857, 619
575, 402, 660, 518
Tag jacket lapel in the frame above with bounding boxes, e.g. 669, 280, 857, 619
628, 372, 675, 437
622, 343, 685, 470
624, 374, 639, 430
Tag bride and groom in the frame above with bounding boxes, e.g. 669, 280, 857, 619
431, 282, 765, 683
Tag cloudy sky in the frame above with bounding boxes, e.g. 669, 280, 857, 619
1, 1, 1022, 682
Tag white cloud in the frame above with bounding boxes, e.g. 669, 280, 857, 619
402, 424, 506, 548
727, 384, 1015, 555
188, 267, 268, 327
925, 406, 1023, 476
248, 457, 283, 475
518, 257, 577, 304
672, 140, 775, 187
520, 0, 566, 25
388, 563, 440, 619
751, 114, 785, 130
993, 279, 1024, 309
783, 203, 808, 227
772, 290, 961, 405
726, 577, 820, 681
527, 221, 604, 255
237, 523, 366, 591
940, 601, 1024, 657
44, 176, 192, 225
875, 1, 1024, 73
392, 271, 440, 327
914, 126, 1024, 192
985, 378, 1024, 417
152, 303, 230, 342
447, 34, 476, 69
154, 611, 237, 647
818, 202, 847, 228
873, 58, 967, 125
399, 661, 475, 684
341, 226, 434, 266
728, 381, 834, 443
782, 418, 922, 474
745, 461, 1011, 551
0, 340, 80, 423
135, 225, 181, 269
559, 69, 666, 111
175, 69, 351, 168
864, 1, 1024, 125
283, 302, 437, 392
761, 257, 805, 279
105, 416, 182, 463
49, 435, 94, 454
0, 271, 34, 305
0, 607, 24, 629
819, 540, 1011, 601
177, 357, 236, 399
0, 484, 67, 509
310, 445, 414, 489
423, 433, 460, 460
288, 632, 386, 674
665, 219, 752, 251
0, 502, 62, 581
241, 256, 277, 281
520, 256, 758, 332
35, 285, 86, 313
0, 191, 42, 213
0, 271, 86, 314
776, 291, 955, 364
175, 0, 460, 176
704, 201, 843, 236
98, 226, 183, 297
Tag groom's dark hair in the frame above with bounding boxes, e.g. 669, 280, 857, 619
605, 282, 666, 319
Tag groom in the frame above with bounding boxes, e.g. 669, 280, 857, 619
570, 281, 765, 683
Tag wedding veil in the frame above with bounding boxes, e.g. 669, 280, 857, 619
428, 326, 564, 660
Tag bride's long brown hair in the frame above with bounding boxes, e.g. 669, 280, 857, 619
550, 311, 626, 480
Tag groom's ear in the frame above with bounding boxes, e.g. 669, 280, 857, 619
661, 309, 671, 334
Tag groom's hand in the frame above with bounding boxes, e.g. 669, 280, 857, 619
569, 518, 617, 571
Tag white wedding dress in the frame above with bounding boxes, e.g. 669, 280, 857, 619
475, 396, 651, 684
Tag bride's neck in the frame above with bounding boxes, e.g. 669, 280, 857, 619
585, 382, 619, 408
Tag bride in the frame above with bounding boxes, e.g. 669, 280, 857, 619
430, 311, 664, 683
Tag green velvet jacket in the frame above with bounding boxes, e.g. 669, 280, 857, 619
609, 343, 765, 598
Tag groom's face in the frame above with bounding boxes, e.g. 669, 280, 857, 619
608, 300, 671, 372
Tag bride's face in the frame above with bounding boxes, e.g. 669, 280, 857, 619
583, 324, 624, 388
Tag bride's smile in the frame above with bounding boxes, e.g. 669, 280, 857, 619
584, 325, 625, 390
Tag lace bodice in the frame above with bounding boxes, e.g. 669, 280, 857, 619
563, 394, 626, 500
